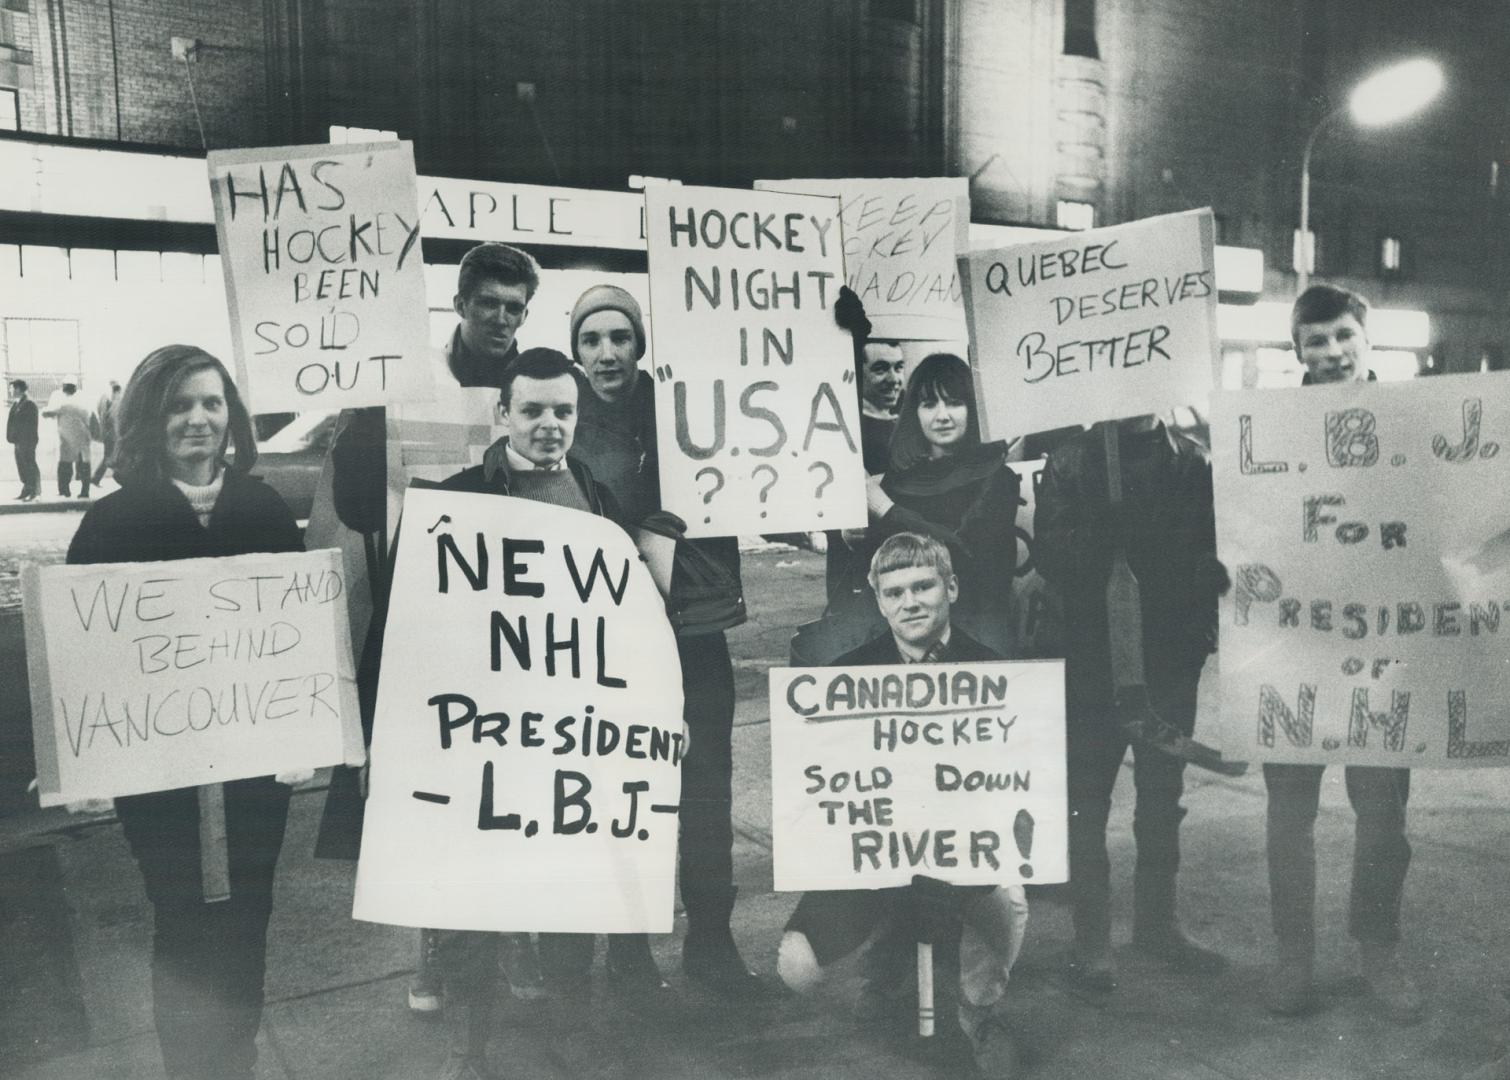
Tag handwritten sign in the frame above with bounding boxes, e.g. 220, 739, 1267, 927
22, 550, 363, 807
959, 208, 1218, 438
644, 184, 866, 537
353, 489, 684, 932
208, 141, 434, 413
769, 661, 1067, 890
755, 177, 969, 340
1211, 373, 1510, 767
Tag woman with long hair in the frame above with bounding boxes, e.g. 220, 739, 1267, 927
828, 351, 1021, 656
67, 345, 303, 1080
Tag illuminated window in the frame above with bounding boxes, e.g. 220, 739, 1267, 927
1056, 200, 1095, 231
1370, 349, 1418, 381
329, 124, 398, 144
1255, 346, 1302, 388
0, 88, 17, 131
1064, 0, 1098, 58
1380, 235, 1402, 274
1292, 228, 1317, 274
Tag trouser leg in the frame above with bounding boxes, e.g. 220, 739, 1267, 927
1132, 677, 1196, 934
677, 631, 736, 926
1264, 763, 1324, 958
57, 458, 71, 496
1066, 706, 1129, 953
1345, 766, 1411, 945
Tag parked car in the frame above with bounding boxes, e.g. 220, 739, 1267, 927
254, 410, 338, 521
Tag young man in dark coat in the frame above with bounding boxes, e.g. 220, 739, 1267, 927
399, 348, 621, 1080
7, 379, 39, 500
560, 282, 772, 1001
1035, 414, 1229, 995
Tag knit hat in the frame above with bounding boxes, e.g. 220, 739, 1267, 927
569, 285, 647, 362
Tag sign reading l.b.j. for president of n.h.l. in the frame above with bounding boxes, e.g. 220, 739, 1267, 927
1212, 372, 1510, 768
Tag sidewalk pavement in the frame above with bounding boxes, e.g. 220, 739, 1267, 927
4, 550, 1509, 1079
7, 719, 1510, 1078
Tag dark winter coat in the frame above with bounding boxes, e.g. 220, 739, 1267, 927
1033, 421, 1225, 708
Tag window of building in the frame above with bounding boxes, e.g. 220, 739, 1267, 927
19, 245, 68, 280
329, 124, 398, 144
1056, 199, 1095, 231
0, 88, 17, 132
0, 243, 18, 279
1380, 235, 1403, 275
1064, 0, 1099, 59
2, 318, 81, 376
69, 248, 116, 282
116, 249, 163, 284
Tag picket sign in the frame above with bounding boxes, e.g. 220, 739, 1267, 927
1211, 373, 1510, 767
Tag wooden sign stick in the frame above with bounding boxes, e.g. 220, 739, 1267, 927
198, 782, 231, 903
916, 941, 936, 1038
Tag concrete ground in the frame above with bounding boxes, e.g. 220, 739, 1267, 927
2, 539, 1508, 1079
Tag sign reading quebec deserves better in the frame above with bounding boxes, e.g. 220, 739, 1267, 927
208, 141, 434, 413
959, 208, 1218, 438
1212, 373, 1510, 767
354, 489, 685, 933
755, 177, 969, 340
644, 184, 866, 538
23, 550, 363, 806
769, 661, 1067, 891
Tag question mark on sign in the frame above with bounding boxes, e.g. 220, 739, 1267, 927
695, 467, 725, 524
752, 465, 779, 518
808, 461, 834, 516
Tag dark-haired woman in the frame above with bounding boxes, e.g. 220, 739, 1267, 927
67, 345, 303, 1080
828, 351, 1021, 656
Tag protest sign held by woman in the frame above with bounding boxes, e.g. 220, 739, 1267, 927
819, 352, 1021, 660
67, 344, 304, 1080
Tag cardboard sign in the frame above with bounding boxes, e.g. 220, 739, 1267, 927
353, 489, 685, 933
959, 208, 1219, 438
644, 184, 866, 538
422, 176, 646, 250
755, 177, 969, 340
769, 660, 1067, 890
1211, 373, 1510, 767
208, 141, 434, 413
23, 549, 363, 806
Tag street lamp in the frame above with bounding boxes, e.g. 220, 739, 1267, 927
1297, 57, 1444, 293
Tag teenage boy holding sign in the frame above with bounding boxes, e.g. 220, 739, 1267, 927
1263, 285, 1419, 1022
779, 532, 1028, 1074
562, 283, 774, 1001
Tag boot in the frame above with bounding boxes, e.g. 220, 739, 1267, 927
432, 1002, 498, 1080
498, 932, 547, 1002
408, 928, 445, 1014
1359, 941, 1424, 1024
1265, 942, 1315, 1017
1131, 867, 1227, 974
682, 884, 780, 1000
606, 933, 673, 1002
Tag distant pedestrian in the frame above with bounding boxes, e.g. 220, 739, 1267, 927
6, 379, 39, 500
42, 381, 92, 497
90, 380, 122, 486
67, 345, 304, 1080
